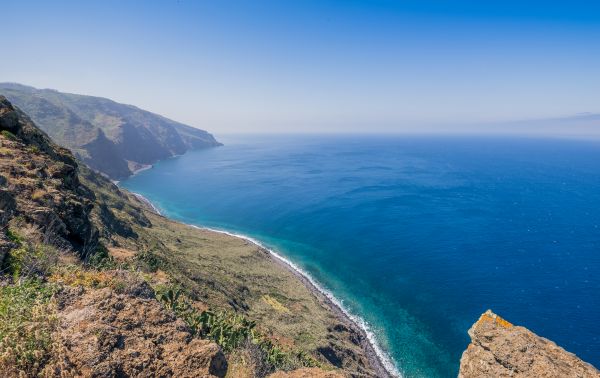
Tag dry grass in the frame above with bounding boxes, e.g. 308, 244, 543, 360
263, 295, 291, 314
49, 267, 149, 298
136, 212, 347, 356
50, 266, 114, 289
108, 247, 136, 262
31, 188, 47, 201
0, 280, 58, 376
225, 348, 256, 378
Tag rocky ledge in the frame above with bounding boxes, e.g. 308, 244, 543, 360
459, 310, 599, 378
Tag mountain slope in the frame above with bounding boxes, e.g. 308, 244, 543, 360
0, 97, 373, 377
0, 83, 222, 179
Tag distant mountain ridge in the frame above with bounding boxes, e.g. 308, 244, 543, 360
0, 83, 222, 179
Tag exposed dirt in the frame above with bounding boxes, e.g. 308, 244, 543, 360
46, 272, 227, 377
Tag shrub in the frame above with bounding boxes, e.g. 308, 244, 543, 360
86, 244, 117, 270
27, 145, 40, 154
136, 248, 162, 272
157, 287, 320, 371
0, 130, 17, 141
158, 287, 183, 312
5, 228, 23, 245
31, 189, 47, 202
5, 243, 59, 279
0, 279, 57, 376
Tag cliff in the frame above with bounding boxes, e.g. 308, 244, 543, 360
0, 83, 222, 179
0, 96, 377, 377
459, 310, 599, 377
0, 96, 99, 260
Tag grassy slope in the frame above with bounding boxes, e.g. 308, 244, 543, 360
81, 168, 377, 376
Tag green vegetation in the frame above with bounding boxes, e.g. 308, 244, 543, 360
0, 279, 57, 376
86, 244, 117, 270
6, 228, 24, 244
4, 231, 58, 279
135, 247, 163, 272
26, 145, 40, 154
157, 287, 320, 372
1, 130, 17, 141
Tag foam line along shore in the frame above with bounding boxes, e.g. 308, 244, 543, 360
128, 191, 402, 377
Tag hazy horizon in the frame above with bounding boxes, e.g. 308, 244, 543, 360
2, 0, 599, 134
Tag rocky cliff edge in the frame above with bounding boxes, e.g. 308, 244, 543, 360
459, 310, 599, 377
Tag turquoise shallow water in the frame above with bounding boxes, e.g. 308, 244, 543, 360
121, 135, 600, 377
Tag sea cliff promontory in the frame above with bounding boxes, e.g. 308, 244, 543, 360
459, 310, 599, 377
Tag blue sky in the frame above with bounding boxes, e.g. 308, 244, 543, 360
2, 0, 600, 133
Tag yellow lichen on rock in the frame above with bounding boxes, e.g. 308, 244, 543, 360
475, 309, 513, 329
459, 310, 599, 378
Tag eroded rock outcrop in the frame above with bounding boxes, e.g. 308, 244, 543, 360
0, 96, 99, 256
459, 310, 599, 378
48, 272, 227, 377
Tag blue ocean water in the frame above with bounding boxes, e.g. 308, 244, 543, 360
121, 135, 600, 377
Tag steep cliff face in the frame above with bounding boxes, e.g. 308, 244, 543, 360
0, 96, 99, 260
459, 310, 599, 377
0, 83, 222, 179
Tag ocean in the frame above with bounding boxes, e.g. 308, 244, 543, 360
120, 134, 600, 377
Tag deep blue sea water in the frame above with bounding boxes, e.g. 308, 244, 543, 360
121, 135, 600, 377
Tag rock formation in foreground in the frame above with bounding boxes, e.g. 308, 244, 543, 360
459, 310, 599, 378
51, 272, 228, 377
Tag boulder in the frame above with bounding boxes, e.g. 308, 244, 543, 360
0, 96, 19, 132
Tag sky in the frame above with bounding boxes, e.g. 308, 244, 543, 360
2, 0, 600, 134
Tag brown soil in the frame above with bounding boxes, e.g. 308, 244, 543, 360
46, 273, 227, 377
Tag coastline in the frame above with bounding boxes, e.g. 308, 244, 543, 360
131, 193, 163, 215
129, 191, 400, 377
131, 164, 153, 175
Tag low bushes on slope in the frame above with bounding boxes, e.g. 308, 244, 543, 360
157, 286, 320, 376
0, 279, 58, 376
